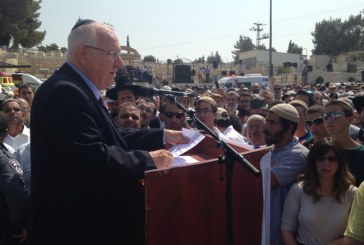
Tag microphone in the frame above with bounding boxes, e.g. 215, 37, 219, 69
138, 87, 197, 98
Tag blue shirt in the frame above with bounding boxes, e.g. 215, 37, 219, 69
67, 62, 101, 100
270, 137, 309, 244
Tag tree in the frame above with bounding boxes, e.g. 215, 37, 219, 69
257, 44, 267, 50
0, 0, 45, 48
312, 13, 364, 55
38, 43, 59, 51
206, 51, 222, 64
287, 40, 303, 54
194, 56, 205, 64
340, 14, 364, 52
232, 35, 255, 63
143, 55, 156, 62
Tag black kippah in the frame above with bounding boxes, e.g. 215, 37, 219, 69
71, 19, 95, 31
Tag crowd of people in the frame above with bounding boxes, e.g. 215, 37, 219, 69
100, 61, 364, 245
0, 18, 364, 245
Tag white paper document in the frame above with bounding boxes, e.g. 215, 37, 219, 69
172, 156, 199, 167
168, 128, 205, 167
168, 128, 205, 157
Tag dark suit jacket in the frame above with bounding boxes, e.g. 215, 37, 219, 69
29, 63, 164, 245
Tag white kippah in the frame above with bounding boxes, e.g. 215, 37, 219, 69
269, 104, 299, 123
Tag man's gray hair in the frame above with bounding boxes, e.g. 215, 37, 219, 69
66, 22, 115, 62
246, 114, 265, 124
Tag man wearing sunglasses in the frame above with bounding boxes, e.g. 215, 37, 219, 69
302, 105, 329, 149
159, 102, 187, 131
324, 100, 364, 186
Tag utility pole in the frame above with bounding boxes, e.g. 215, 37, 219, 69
250, 22, 269, 47
269, 0, 273, 77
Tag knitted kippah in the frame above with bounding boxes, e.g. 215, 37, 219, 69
71, 19, 95, 31
269, 104, 299, 123
289, 100, 308, 111
216, 107, 229, 120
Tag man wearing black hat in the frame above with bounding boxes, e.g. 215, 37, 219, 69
106, 68, 140, 105
29, 20, 188, 245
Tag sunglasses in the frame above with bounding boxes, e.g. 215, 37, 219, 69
304, 117, 324, 127
315, 155, 338, 162
164, 111, 185, 119
323, 111, 345, 120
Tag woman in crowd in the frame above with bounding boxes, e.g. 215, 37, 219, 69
281, 137, 357, 245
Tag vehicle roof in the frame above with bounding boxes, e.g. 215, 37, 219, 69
12, 73, 43, 84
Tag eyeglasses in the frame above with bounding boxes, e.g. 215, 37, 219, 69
84, 45, 120, 59
315, 155, 338, 162
274, 88, 281, 91
119, 113, 140, 120
323, 111, 345, 121
304, 117, 324, 127
164, 112, 185, 119
196, 109, 213, 114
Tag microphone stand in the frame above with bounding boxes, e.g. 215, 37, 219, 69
166, 95, 260, 245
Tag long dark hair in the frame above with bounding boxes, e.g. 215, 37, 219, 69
300, 137, 355, 203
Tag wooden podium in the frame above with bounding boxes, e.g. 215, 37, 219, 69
144, 135, 268, 245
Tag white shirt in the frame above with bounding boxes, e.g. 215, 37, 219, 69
220, 125, 247, 144
4, 126, 30, 151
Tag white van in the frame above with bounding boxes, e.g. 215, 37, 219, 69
11, 73, 43, 91
217, 74, 269, 89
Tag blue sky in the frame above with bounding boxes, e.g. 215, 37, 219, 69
39, 0, 362, 62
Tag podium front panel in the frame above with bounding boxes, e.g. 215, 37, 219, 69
145, 137, 268, 245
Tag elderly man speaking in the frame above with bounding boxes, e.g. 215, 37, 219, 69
29, 19, 188, 245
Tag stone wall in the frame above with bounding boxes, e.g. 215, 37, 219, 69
1, 50, 362, 86
0, 50, 65, 78
307, 71, 361, 84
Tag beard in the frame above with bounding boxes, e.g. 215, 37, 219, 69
238, 108, 250, 117
225, 103, 237, 112
264, 128, 285, 145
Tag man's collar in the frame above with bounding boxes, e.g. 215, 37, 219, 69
271, 137, 298, 152
66, 62, 101, 100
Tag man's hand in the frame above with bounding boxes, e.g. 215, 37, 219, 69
164, 129, 190, 145
150, 149, 174, 169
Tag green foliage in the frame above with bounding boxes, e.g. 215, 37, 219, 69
312, 14, 364, 56
287, 40, 303, 54
194, 56, 205, 64
315, 76, 325, 84
257, 44, 267, 50
232, 35, 255, 63
38, 43, 59, 51
0, 0, 45, 48
348, 77, 356, 82
143, 55, 156, 62
206, 51, 222, 64
277, 66, 290, 74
